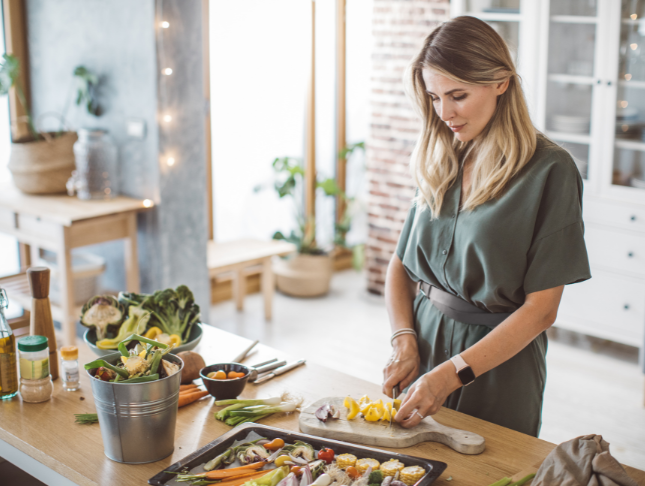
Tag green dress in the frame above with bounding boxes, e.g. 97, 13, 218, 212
395, 137, 592, 437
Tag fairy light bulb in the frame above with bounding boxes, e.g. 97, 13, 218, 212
630, 43, 638, 50
163, 68, 173, 75
620, 100, 629, 108
161, 21, 170, 28
631, 14, 638, 20
625, 74, 632, 81
163, 114, 172, 123
143, 199, 154, 208
167, 157, 175, 167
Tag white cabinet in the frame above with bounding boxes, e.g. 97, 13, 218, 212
451, 0, 645, 369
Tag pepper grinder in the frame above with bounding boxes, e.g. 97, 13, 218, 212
27, 267, 59, 380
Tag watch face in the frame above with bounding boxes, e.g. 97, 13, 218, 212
457, 366, 476, 386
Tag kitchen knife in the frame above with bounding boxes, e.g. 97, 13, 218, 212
389, 384, 399, 431
253, 359, 306, 384
232, 340, 259, 363
247, 360, 287, 382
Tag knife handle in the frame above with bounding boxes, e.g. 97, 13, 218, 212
392, 384, 400, 399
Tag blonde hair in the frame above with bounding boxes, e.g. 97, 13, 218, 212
405, 16, 537, 216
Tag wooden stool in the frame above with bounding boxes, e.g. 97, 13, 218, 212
208, 239, 296, 320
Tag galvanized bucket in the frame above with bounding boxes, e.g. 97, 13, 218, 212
88, 352, 184, 464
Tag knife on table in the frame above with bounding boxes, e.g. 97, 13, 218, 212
389, 384, 399, 430
253, 359, 306, 384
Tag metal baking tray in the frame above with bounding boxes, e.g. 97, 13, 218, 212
148, 423, 447, 486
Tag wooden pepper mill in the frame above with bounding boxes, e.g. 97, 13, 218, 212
27, 267, 59, 380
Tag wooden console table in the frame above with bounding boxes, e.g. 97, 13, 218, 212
0, 182, 152, 346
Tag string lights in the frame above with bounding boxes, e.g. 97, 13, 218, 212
158, 5, 177, 170
161, 21, 170, 28
163, 114, 172, 123
163, 68, 173, 75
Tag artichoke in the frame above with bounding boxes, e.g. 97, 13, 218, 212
80, 296, 125, 340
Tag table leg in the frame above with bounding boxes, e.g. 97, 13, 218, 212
233, 270, 245, 311
57, 226, 76, 346
262, 258, 274, 321
124, 213, 140, 292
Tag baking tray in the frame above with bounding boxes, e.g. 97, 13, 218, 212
148, 423, 447, 486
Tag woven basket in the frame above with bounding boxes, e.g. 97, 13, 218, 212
8, 131, 77, 194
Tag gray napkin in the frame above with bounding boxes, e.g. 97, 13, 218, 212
533, 435, 639, 486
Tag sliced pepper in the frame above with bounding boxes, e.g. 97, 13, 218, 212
364, 406, 381, 422
358, 394, 371, 405
382, 406, 391, 422
360, 402, 373, 414
144, 326, 163, 339
169, 334, 182, 346
346, 398, 360, 420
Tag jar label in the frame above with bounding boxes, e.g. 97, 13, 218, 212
64, 368, 79, 383
20, 357, 49, 380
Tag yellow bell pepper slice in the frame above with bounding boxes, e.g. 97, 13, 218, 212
360, 402, 373, 414
393, 398, 402, 410
144, 326, 163, 339
358, 395, 371, 405
343, 396, 350, 408
169, 334, 182, 346
382, 406, 391, 422
346, 398, 360, 420
364, 406, 381, 422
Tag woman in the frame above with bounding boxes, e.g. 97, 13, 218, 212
383, 16, 591, 437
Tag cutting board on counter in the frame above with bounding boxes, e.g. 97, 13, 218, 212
299, 397, 485, 455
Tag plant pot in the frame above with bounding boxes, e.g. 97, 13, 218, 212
8, 131, 77, 194
273, 253, 333, 297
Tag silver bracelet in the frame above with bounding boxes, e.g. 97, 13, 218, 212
390, 329, 417, 346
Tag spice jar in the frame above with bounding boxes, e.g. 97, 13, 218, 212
60, 346, 80, 391
18, 335, 53, 403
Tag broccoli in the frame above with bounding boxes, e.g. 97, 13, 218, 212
368, 471, 384, 485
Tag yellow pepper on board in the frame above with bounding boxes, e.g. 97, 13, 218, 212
364, 406, 381, 422
343, 396, 350, 408
358, 395, 371, 405
382, 406, 391, 422
346, 398, 360, 420
360, 402, 373, 414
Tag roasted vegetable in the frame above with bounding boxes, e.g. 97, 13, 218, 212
356, 459, 380, 474
399, 466, 425, 485
380, 460, 404, 477
369, 470, 384, 484
96, 306, 150, 350
80, 295, 125, 340
238, 444, 270, 465
336, 454, 357, 469
282, 441, 315, 462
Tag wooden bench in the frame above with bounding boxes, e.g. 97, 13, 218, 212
207, 239, 296, 320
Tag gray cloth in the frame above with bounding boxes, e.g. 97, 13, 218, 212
533, 435, 639, 486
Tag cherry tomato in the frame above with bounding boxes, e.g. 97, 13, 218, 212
318, 447, 335, 464
263, 438, 285, 451
346, 466, 361, 479
290, 466, 302, 476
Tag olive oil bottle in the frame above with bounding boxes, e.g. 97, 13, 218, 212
0, 289, 18, 399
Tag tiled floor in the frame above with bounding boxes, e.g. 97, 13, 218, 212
211, 270, 645, 470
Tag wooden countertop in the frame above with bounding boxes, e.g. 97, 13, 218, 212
1, 325, 643, 486
0, 182, 151, 226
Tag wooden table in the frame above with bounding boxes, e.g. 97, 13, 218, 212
1, 325, 643, 486
0, 182, 152, 346
208, 239, 296, 320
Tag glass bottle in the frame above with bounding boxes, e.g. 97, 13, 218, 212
60, 346, 80, 391
0, 289, 19, 400
72, 128, 119, 200
17, 335, 53, 403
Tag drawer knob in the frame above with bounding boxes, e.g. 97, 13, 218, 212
630, 215, 637, 221
628, 252, 634, 258
624, 304, 630, 310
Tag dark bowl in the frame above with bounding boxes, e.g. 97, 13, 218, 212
200, 363, 250, 400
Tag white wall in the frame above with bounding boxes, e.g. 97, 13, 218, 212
210, 0, 373, 248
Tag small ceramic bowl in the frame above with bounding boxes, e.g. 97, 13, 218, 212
200, 363, 250, 400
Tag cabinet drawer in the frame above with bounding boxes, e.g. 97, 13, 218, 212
585, 225, 645, 277
584, 197, 645, 232
557, 269, 645, 347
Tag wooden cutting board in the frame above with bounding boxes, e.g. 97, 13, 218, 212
299, 397, 485, 455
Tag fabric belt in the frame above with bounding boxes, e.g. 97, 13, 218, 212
419, 282, 512, 328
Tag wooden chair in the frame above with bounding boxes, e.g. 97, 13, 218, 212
208, 239, 296, 320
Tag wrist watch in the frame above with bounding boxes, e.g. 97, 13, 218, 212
450, 354, 476, 386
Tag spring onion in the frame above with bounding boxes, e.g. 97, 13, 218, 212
74, 413, 99, 424
215, 393, 302, 425
84, 359, 129, 378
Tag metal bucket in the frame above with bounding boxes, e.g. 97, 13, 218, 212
88, 352, 184, 464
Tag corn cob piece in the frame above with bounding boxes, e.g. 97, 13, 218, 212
380, 460, 405, 477
356, 458, 380, 474
336, 453, 357, 469
400, 466, 426, 485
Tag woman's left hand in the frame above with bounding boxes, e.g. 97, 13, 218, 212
395, 361, 462, 428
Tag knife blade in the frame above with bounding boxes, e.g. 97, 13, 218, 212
253, 359, 306, 384
389, 384, 399, 431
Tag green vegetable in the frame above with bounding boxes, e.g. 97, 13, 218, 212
96, 306, 150, 350
80, 295, 126, 340
244, 466, 288, 486
118, 285, 201, 343
508, 474, 536, 486
84, 359, 129, 378
74, 413, 98, 424
214, 396, 297, 425
237, 444, 270, 465
119, 374, 159, 383
203, 439, 266, 471
369, 471, 384, 484
282, 441, 315, 462
487, 478, 512, 486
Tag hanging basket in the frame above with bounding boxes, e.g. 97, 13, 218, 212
8, 131, 78, 195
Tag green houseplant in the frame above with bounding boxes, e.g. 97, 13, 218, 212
1, 54, 100, 194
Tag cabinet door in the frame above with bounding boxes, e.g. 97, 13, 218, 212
537, 0, 611, 192
607, 1, 645, 200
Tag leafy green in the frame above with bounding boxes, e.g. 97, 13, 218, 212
96, 306, 150, 349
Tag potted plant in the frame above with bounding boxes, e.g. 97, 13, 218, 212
0, 54, 101, 194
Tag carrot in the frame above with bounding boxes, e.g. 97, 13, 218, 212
203, 462, 266, 478
178, 390, 209, 407
205, 469, 268, 482
180, 384, 198, 392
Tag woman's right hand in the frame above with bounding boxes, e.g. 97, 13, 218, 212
382, 334, 420, 397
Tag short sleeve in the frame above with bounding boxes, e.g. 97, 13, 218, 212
523, 154, 592, 294
396, 203, 417, 262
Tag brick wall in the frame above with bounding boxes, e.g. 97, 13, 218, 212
366, 0, 450, 295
